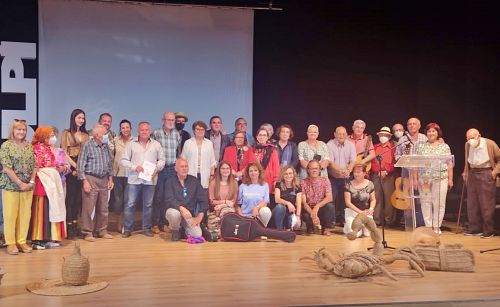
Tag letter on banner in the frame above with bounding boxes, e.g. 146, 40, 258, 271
0, 41, 37, 139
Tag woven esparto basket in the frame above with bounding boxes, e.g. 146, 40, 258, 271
61, 243, 90, 286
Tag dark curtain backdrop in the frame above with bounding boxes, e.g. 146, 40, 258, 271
253, 0, 500, 185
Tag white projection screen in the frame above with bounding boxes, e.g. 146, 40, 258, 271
38, 0, 253, 135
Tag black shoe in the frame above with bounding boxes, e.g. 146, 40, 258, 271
143, 230, 153, 237
480, 233, 494, 239
464, 231, 483, 236
122, 231, 131, 238
171, 230, 181, 241
179, 228, 187, 240
66, 223, 75, 240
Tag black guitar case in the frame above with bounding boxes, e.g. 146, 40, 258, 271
220, 213, 296, 243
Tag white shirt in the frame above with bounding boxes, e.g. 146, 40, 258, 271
181, 137, 216, 188
468, 138, 490, 166
121, 138, 165, 185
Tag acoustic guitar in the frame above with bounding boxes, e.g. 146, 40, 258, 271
390, 143, 412, 210
355, 135, 372, 173
391, 176, 411, 210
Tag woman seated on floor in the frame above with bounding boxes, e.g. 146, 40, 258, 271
236, 162, 272, 227
344, 163, 376, 237
207, 160, 239, 235
272, 165, 302, 231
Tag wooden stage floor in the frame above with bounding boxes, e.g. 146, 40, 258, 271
1, 225, 500, 306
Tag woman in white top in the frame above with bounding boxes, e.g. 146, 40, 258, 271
181, 121, 216, 189
298, 124, 330, 179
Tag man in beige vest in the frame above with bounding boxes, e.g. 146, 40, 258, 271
462, 128, 500, 238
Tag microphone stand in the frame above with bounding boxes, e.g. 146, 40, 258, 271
368, 153, 395, 251
367, 137, 411, 251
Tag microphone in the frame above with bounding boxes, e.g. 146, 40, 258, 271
404, 131, 414, 145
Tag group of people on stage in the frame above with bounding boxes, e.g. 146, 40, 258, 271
1, 109, 499, 254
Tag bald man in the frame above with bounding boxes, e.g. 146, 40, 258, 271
165, 158, 208, 241
78, 124, 114, 241
327, 126, 356, 224
395, 117, 428, 160
462, 128, 500, 238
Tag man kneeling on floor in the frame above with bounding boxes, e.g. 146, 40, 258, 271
165, 158, 208, 241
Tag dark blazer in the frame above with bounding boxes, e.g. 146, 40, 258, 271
164, 174, 208, 215
205, 130, 231, 162
275, 141, 299, 169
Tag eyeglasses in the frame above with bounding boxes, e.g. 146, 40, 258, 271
14, 119, 26, 123
182, 187, 188, 198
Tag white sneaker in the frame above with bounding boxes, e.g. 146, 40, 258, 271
45, 241, 60, 248
32, 242, 46, 250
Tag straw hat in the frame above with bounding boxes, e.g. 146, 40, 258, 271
175, 112, 188, 122
26, 278, 108, 296
376, 126, 392, 136
26, 243, 108, 296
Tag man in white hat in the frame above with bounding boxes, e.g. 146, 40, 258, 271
371, 126, 397, 227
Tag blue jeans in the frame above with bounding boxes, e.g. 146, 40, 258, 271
330, 177, 348, 224
272, 204, 291, 230
152, 165, 176, 227
112, 176, 128, 213
124, 184, 155, 232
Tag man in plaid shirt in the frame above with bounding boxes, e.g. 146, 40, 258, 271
151, 111, 181, 233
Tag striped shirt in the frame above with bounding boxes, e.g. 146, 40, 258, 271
395, 132, 428, 161
152, 127, 181, 165
78, 138, 113, 180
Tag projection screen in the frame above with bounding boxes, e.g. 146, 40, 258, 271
38, 0, 254, 135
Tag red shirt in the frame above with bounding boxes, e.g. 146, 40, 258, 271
223, 145, 256, 173
371, 142, 395, 174
253, 144, 280, 193
348, 133, 374, 155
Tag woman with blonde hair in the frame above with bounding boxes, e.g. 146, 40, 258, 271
29, 126, 68, 249
207, 160, 239, 235
272, 165, 302, 230
0, 119, 36, 255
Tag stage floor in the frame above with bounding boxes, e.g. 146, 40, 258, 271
1, 225, 500, 306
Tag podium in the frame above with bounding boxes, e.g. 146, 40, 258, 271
394, 154, 454, 231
